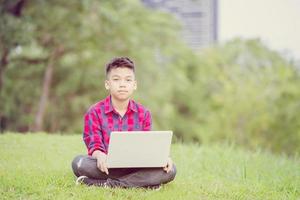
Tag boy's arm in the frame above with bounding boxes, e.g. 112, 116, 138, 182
83, 109, 106, 155
83, 109, 109, 174
142, 110, 152, 131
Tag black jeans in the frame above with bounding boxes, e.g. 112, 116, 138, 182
71, 155, 176, 188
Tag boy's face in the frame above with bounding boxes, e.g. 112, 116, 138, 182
105, 67, 137, 101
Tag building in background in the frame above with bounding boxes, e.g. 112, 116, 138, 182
141, 0, 218, 50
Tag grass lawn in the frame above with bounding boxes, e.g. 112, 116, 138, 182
0, 133, 299, 200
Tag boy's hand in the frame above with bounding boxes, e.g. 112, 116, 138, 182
97, 155, 109, 175
163, 157, 173, 173
92, 150, 109, 175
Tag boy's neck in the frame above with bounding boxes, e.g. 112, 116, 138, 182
111, 96, 129, 113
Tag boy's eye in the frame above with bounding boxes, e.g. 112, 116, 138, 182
126, 79, 132, 82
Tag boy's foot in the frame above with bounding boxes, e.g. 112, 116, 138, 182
76, 176, 108, 187
76, 176, 88, 185
144, 184, 162, 191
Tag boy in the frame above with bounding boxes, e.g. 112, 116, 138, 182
71, 57, 176, 189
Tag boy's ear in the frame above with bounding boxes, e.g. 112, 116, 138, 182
134, 80, 137, 90
105, 80, 110, 90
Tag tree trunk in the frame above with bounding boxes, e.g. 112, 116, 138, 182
32, 46, 64, 132
0, 48, 9, 91
0, 48, 9, 132
32, 54, 54, 132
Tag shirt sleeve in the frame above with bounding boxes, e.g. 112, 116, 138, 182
143, 110, 152, 131
83, 109, 106, 155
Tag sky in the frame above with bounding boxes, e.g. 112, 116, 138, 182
219, 0, 300, 60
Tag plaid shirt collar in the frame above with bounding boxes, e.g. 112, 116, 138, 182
104, 95, 137, 114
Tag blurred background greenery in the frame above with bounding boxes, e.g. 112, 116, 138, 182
1, 0, 300, 155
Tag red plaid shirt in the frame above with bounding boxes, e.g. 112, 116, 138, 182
83, 95, 152, 155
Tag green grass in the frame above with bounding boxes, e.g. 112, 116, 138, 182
0, 133, 299, 200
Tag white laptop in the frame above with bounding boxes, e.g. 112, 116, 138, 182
106, 131, 173, 168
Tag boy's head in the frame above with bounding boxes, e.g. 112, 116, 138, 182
105, 57, 135, 78
105, 57, 137, 101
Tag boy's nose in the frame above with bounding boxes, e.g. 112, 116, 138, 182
119, 80, 126, 87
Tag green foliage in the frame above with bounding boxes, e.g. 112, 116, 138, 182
0, 133, 299, 199
172, 39, 300, 154
1, 1, 300, 155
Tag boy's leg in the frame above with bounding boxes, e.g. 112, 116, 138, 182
71, 155, 135, 180
106, 165, 177, 188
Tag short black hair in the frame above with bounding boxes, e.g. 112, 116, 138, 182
105, 57, 135, 77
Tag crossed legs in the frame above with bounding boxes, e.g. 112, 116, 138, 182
71, 155, 176, 188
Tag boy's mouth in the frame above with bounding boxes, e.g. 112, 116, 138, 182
118, 90, 128, 93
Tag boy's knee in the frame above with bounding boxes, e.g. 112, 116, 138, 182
168, 164, 177, 181
162, 164, 177, 184
71, 155, 85, 176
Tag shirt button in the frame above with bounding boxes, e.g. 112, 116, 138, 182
119, 118, 122, 131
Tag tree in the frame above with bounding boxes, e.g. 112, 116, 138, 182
0, 0, 186, 133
